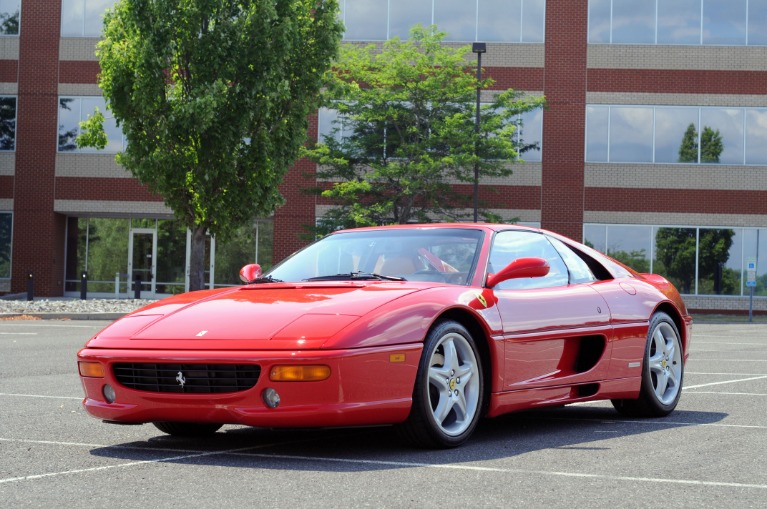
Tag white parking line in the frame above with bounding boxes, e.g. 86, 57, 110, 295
686, 391, 767, 396
685, 375, 767, 389
0, 393, 81, 400
1, 437, 766, 490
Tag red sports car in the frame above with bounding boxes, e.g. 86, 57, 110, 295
78, 224, 691, 448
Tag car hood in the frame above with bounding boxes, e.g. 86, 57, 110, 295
86, 282, 425, 350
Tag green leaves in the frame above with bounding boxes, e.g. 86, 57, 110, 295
304, 25, 545, 232
77, 0, 342, 289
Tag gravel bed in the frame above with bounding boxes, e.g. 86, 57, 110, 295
0, 298, 157, 315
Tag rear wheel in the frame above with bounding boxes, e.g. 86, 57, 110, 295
612, 312, 683, 417
398, 320, 484, 448
153, 422, 223, 437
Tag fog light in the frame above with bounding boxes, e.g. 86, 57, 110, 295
103, 384, 116, 403
262, 388, 280, 408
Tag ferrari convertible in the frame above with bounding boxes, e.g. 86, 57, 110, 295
78, 224, 691, 448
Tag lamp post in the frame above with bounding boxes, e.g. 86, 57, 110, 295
472, 42, 486, 223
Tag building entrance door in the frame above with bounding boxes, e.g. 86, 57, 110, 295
128, 228, 157, 298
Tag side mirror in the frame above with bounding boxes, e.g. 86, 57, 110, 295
486, 257, 549, 288
239, 263, 262, 284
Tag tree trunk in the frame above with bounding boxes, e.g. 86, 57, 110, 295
188, 225, 207, 291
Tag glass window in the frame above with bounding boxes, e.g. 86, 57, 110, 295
745, 109, 767, 165
749, 0, 767, 45
389, 0, 432, 40
654, 227, 697, 294
548, 236, 597, 284
700, 108, 744, 164
743, 228, 767, 296
435, 0, 476, 42
518, 108, 543, 162
214, 220, 274, 287
658, 0, 701, 44
609, 106, 653, 162
583, 224, 607, 253
655, 107, 699, 163
702, 0, 747, 45
0, 96, 16, 151
697, 228, 739, 295
521, 0, 545, 43
606, 225, 652, 273
61, 0, 115, 37
585, 106, 609, 162
0, 0, 20, 35
155, 220, 187, 295
588, 0, 611, 43
489, 230, 569, 290
343, 0, 388, 41
479, 0, 521, 42
612, 0, 656, 44
0, 212, 11, 279
65, 218, 130, 293
58, 96, 125, 153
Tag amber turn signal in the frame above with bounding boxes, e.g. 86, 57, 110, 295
78, 361, 105, 378
269, 365, 331, 382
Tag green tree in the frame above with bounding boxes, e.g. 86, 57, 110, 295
78, 0, 343, 290
302, 26, 545, 233
701, 126, 724, 163
678, 123, 698, 163
654, 228, 734, 294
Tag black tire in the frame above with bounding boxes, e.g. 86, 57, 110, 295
398, 320, 484, 448
152, 422, 223, 437
612, 312, 684, 417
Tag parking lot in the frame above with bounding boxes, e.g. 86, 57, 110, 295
2, 319, 766, 508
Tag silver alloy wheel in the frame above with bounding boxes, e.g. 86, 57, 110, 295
427, 331, 481, 437
648, 321, 683, 405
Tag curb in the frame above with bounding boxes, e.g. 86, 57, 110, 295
0, 313, 127, 321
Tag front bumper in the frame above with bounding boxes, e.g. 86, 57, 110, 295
78, 344, 421, 428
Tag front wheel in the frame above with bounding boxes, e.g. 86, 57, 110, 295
612, 312, 684, 417
398, 320, 484, 448
153, 422, 223, 437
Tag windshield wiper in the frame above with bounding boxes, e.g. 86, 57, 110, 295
249, 275, 283, 284
305, 272, 406, 282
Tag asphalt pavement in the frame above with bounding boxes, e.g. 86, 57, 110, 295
1, 320, 766, 508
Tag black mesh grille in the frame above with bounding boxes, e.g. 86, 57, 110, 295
113, 363, 261, 394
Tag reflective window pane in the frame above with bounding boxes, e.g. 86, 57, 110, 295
435, 0, 476, 42
697, 228, 739, 295
606, 225, 652, 273
655, 107, 699, 163
745, 109, 767, 165
83, 0, 113, 36
658, 0, 701, 44
700, 108, 744, 164
612, 0, 656, 44
343, 0, 388, 41
521, 0, 545, 42
61, 0, 115, 37
749, 0, 767, 45
479, 0, 521, 42
155, 220, 187, 294
588, 0, 611, 43
702, 0, 747, 45
0, 96, 16, 151
59, 96, 124, 153
0, 0, 20, 35
65, 218, 129, 293
583, 224, 607, 253
390, 0, 432, 40
743, 229, 767, 296
0, 212, 11, 279
518, 108, 542, 162
609, 107, 653, 162
585, 106, 609, 162
654, 227, 697, 294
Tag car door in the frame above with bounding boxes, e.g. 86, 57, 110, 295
488, 230, 613, 390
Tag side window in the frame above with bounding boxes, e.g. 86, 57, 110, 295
489, 230, 569, 290
548, 236, 597, 284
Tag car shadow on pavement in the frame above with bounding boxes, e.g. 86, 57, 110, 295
87, 404, 728, 470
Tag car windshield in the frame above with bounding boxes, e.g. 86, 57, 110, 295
267, 228, 484, 285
